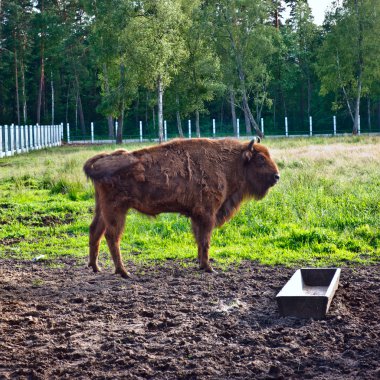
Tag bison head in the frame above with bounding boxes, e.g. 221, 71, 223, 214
243, 137, 280, 199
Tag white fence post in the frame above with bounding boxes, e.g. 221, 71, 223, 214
60, 123, 63, 144
34, 124, 38, 149
20, 125, 27, 152
29, 125, 33, 150
309, 116, 313, 136
188, 120, 191, 139
24, 125, 29, 152
67, 123, 70, 144
333, 116, 336, 136
15, 125, 20, 154
10, 124, 15, 155
285, 117, 288, 137
212, 119, 216, 138
20, 125, 24, 152
48, 125, 51, 147
4, 125, 9, 156
236, 118, 240, 139
139, 121, 143, 142
91, 122, 94, 143
45, 125, 49, 147
261, 118, 264, 136
49, 125, 52, 146
164, 120, 167, 141
56, 125, 59, 146
115, 121, 118, 143
358, 115, 361, 135
0, 125, 3, 158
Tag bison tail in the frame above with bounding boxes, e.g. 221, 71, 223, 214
83, 149, 134, 182
83, 153, 110, 181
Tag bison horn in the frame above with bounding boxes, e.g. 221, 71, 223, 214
248, 136, 261, 151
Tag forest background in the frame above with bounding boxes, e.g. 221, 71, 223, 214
1, 0, 380, 142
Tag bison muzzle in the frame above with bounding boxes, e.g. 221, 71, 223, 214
84, 138, 279, 278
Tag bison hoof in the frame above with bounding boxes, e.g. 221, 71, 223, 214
88, 263, 101, 273
115, 268, 134, 279
200, 265, 217, 274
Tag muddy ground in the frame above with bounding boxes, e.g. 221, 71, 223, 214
0, 259, 379, 380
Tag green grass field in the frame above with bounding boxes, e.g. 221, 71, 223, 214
1, 136, 379, 269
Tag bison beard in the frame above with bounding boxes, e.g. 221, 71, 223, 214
84, 138, 280, 278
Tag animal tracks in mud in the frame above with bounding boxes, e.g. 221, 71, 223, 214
0, 259, 379, 379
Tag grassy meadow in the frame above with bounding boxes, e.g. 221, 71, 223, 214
0, 136, 379, 270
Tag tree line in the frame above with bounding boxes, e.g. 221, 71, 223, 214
1, 0, 380, 142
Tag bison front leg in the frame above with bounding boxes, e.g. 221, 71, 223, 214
191, 215, 215, 273
88, 206, 106, 273
103, 210, 131, 279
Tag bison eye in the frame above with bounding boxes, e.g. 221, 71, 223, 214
257, 154, 266, 165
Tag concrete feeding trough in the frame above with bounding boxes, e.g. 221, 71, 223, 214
276, 268, 341, 319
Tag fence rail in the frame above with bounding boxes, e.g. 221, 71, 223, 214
0, 124, 63, 158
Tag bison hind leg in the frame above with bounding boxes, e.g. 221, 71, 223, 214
191, 215, 216, 273
89, 207, 106, 273
103, 208, 132, 279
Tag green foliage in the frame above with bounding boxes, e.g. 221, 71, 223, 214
1, 0, 380, 138
0, 137, 379, 268
316, 0, 380, 130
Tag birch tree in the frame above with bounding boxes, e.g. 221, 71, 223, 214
121, 0, 188, 142
317, 0, 380, 134
208, 0, 277, 137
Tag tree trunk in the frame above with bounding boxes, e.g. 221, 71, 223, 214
307, 72, 312, 118
353, 79, 362, 135
75, 91, 78, 132
145, 91, 149, 129
37, 0, 45, 125
65, 82, 70, 125
175, 94, 184, 138
73, 67, 85, 134
103, 64, 114, 138
108, 116, 114, 139
225, 23, 261, 137
117, 63, 125, 144
77, 90, 86, 135
14, 45, 20, 126
21, 60, 27, 124
220, 100, 224, 127
300, 81, 305, 126
353, 0, 363, 135
367, 97, 371, 132
230, 87, 237, 136
117, 112, 124, 144
152, 106, 156, 135
37, 45, 45, 125
242, 91, 262, 137
195, 109, 200, 138
243, 103, 251, 136
51, 71, 54, 125
135, 92, 140, 131
157, 75, 164, 143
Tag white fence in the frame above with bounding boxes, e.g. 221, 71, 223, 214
0, 123, 63, 158
67, 116, 367, 144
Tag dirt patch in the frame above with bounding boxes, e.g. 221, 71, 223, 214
15, 213, 76, 227
0, 259, 379, 379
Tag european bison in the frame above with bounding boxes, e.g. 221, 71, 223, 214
84, 138, 279, 278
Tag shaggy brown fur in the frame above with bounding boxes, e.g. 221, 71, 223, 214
84, 138, 280, 278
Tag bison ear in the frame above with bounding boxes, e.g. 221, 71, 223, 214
243, 150, 253, 162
